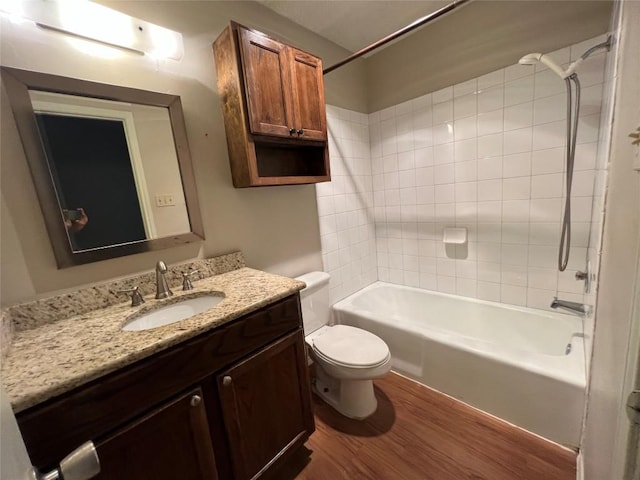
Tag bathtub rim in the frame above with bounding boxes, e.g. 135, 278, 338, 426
332, 281, 586, 389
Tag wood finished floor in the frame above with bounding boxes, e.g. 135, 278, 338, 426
280, 373, 576, 480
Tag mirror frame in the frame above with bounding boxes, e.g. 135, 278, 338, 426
1, 66, 204, 268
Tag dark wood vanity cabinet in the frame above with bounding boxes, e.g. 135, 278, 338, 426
214, 22, 330, 187
16, 294, 314, 480
218, 331, 313, 480
94, 387, 219, 480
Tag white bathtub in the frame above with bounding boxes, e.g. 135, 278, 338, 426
333, 282, 586, 447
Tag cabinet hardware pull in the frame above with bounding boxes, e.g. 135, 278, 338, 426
222, 375, 232, 386
190, 395, 202, 407
297, 129, 304, 135
289, 128, 296, 135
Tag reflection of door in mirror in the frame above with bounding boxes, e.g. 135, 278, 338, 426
29, 91, 191, 253
35, 113, 148, 252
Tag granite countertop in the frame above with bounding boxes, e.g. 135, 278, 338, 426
2, 267, 305, 413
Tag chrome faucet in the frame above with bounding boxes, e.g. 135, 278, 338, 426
550, 297, 588, 315
155, 261, 173, 299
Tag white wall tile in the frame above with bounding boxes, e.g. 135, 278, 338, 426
433, 100, 454, 124
528, 267, 559, 290
435, 184, 455, 203
478, 281, 501, 301
501, 284, 527, 306
456, 277, 477, 297
532, 120, 566, 150
478, 86, 504, 113
504, 102, 534, 131
478, 109, 503, 136
318, 37, 605, 311
504, 127, 533, 154
478, 133, 503, 158
532, 147, 564, 174
505, 76, 534, 106
455, 182, 477, 202
503, 152, 531, 178
503, 177, 531, 200
527, 288, 556, 310
477, 157, 503, 180
454, 116, 477, 140
533, 94, 566, 125
454, 94, 477, 119
502, 222, 530, 244
534, 69, 566, 99
501, 264, 528, 286
415, 147, 435, 167
454, 139, 477, 162
434, 164, 455, 184
455, 160, 477, 182
432, 123, 454, 145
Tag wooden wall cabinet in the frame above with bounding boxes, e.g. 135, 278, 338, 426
214, 22, 330, 187
17, 295, 314, 480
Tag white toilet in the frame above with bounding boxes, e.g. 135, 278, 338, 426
296, 272, 391, 419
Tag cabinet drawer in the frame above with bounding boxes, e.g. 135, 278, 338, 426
18, 294, 302, 469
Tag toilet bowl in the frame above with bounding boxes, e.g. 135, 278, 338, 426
296, 272, 391, 419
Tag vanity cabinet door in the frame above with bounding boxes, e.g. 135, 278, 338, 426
94, 387, 218, 480
289, 47, 327, 141
239, 27, 295, 138
217, 329, 314, 480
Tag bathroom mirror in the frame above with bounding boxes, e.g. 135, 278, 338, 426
1, 67, 204, 268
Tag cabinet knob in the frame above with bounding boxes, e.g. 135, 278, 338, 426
297, 129, 304, 135
190, 395, 202, 407
289, 128, 296, 136
222, 375, 232, 387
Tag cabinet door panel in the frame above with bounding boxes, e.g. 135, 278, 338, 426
239, 28, 294, 138
289, 49, 327, 141
94, 387, 218, 480
218, 330, 314, 480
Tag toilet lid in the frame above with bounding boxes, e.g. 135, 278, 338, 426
312, 325, 390, 367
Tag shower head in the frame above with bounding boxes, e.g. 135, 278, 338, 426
518, 52, 569, 79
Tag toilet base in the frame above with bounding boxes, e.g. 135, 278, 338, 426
312, 366, 378, 420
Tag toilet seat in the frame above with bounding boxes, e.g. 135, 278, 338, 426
312, 325, 390, 369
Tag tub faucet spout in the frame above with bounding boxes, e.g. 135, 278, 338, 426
550, 297, 588, 315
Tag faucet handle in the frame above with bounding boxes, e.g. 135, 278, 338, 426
117, 286, 145, 307
182, 270, 200, 291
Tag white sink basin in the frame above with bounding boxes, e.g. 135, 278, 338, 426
123, 294, 224, 331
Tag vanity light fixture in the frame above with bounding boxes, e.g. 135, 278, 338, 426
0, 0, 184, 60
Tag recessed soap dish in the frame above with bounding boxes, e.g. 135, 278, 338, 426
443, 227, 467, 245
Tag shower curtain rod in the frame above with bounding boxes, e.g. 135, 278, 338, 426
323, 0, 470, 75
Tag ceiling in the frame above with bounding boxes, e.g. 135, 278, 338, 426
256, 0, 450, 53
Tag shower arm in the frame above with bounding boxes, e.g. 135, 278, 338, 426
565, 36, 612, 76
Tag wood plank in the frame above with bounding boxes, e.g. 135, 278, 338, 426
276, 372, 576, 480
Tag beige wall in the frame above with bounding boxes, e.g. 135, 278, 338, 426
365, 1, 613, 112
0, 1, 368, 306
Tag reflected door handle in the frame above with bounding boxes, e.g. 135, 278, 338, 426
222, 375, 232, 386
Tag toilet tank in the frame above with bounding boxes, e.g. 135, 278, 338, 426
295, 272, 331, 334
